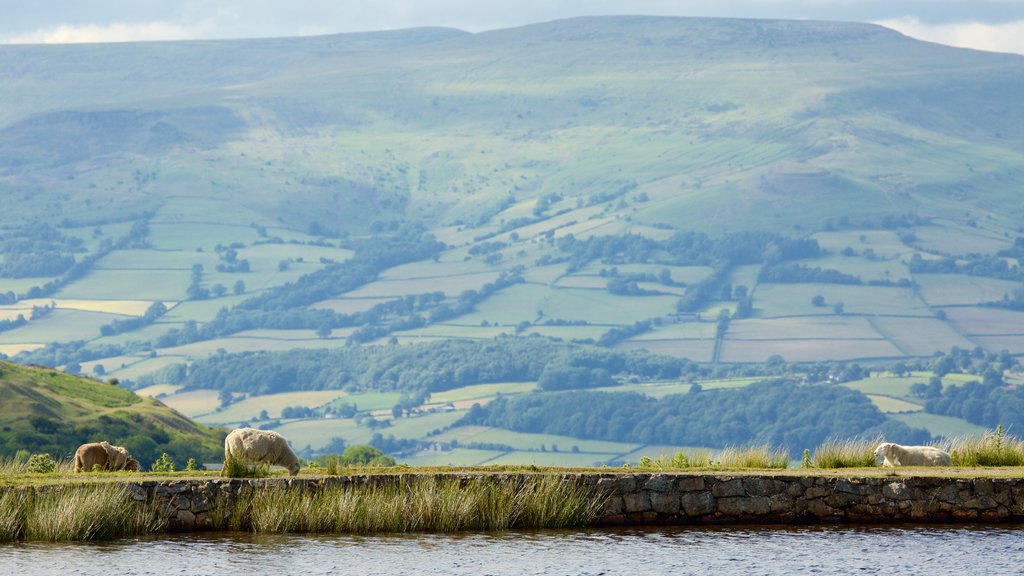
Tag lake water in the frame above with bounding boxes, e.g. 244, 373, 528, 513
3, 525, 1023, 575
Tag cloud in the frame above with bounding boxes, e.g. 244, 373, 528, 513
3, 21, 210, 45
876, 17, 1024, 55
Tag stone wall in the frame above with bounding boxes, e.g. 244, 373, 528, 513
124, 473, 1024, 531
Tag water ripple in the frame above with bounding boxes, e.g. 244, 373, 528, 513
2, 525, 1022, 576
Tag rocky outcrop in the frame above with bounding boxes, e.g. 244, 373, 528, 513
122, 473, 1024, 531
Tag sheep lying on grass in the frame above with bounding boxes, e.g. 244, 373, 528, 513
221, 428, 300, 476
873, 442, 951, 467
73, 441, 140, 473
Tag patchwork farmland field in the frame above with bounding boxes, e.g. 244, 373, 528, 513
915, 274, 1021, 307
717, 338, 903, 363
752, 284, 932, 318
868, 316, 977, 357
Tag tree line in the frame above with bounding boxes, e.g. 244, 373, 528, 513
460, 379, 929, 456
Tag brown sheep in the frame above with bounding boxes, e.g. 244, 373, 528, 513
73, 441, 140, 473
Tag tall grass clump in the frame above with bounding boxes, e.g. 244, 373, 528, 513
649, 450, 715, 469
811, 438, 881, 468
948, 426, 1024, 467
716, 446, 789, 469
231, 475, 605, 534
0, 485, 163, 543
221, 456, 271, 478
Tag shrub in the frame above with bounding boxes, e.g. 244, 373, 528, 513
26, 454, 56, 474
185, 458, 198, 472
150, 453, 175, 473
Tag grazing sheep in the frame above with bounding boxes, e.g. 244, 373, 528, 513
73, 441, 139, 472
221, 428, 300, 476
873, 442, 951, 467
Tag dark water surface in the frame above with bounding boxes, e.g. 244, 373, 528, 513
3, 524, 1023, 575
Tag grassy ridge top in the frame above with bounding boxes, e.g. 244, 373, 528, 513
0, 16, 1021, 233
0, 361, 224, 466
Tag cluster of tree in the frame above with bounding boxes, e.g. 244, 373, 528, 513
606, 277, 661, 296
155, 338, 695, 396
758, 263, 862, 285
924, 379, 1024, 431
597, 320, 653, 347
214, 243, 251, 273
0, 223, 85, 279
460, 379, 929, 456
0, 314, 27, 334
908, 253, 1023, 281
99, 301, 168, 337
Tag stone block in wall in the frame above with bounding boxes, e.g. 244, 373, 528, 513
742, 477, 778, 497
623, 491, 651, 513
645, 475, 674, 493
650, 492, 680, 515
718, 496, 770, 517
676, 476, 705, 492
680, 491, 715, 516
711, 478, 744, 498
603, 496, 624, 516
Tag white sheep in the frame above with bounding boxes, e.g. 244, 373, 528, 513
221, 428, 301, 476
873, 442, 951, 467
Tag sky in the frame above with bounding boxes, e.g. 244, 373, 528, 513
1, 0, 1023, 55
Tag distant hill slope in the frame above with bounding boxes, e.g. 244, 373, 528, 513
0, 360, 225, 468
0, 16, 1021, 233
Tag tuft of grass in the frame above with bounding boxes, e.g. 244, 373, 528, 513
225, 475, 605, 534
947, 426, 1024, 467
649, 450, 715, 470
811, 438, 881, 468
716, 446, 789, 469
221, 456, 271, 478
0, 485, 163, 543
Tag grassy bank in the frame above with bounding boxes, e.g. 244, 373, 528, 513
0, 475, 604, 542
218, 476, 604, 534
0, 484, 162, 543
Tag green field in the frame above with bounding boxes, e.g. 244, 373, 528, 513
866, 394, 923, 414
194, 390, 350, 425
432, 425, 642, 454
911, 222, 1011, 256
718, 338, 903, 363
842, 374, 929, 398
803, 255, 911, 283
916, 274, 1021, 307
399, 448, 509, 467
428, 382, 537, 404
869, 316, 977, 357
628, 322, 716, 340
56, 269, 191, 300
891, 413, 989, 439
159, 389, 221, 418
0, 309, 125, 344
453, 284, 679, 326
753, 284, 932, 318
616, 339, 715, 362
726, 316, 881, 340
810, 230, 914, 260
944, 307, 1024, 336
275, 411, 463, 450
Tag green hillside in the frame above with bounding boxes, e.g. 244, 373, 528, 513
0, 17, 1023, 464
0, 360, 225, 467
